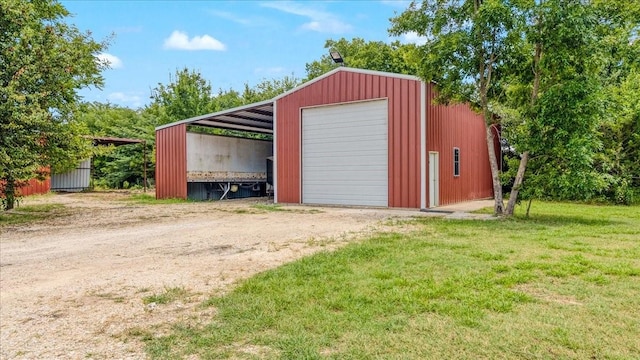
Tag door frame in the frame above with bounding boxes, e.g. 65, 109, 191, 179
429, 151, 439, 207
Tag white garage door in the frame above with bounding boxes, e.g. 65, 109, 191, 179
302, 100, 388, 206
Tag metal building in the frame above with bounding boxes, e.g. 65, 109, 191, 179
156, 67, 493, 208
7, 178, 51, 197
51, 159, 91, 192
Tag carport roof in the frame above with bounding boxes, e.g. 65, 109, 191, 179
155, 99, 274, 134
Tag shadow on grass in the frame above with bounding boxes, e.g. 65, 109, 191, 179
0, 204, 68, 226
426, 212, 622, 228
517, 214, 620, 227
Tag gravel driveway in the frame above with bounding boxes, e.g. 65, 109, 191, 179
0, 192, 426, 359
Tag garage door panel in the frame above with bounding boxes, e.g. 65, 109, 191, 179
304, 164, 388, 173
303, 172, 388, 183
302, 100, 388, 207
303, 144, 386, 155
304, 134, 386, 145
306, 151, 386, 162
304, 120, 386, 131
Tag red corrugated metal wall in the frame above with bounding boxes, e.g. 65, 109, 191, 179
426, 84, 493, 206
17, 178, 51, 196
276, 70, 422, 208
155, 124, 187, 199
1, 168, 50, 197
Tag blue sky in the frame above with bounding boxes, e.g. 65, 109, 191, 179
61, 0, 420, 109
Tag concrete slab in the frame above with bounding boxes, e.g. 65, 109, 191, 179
423, 199, 494, 213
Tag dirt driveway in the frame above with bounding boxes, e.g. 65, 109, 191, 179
0, 192, 428, 359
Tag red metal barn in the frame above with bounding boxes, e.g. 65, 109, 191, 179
0, 178, 51, 197
17, 178, 51, 196
1, 168, 51, 198
156, 67, 493, 208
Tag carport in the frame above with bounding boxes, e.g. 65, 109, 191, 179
155, 100, 275, 200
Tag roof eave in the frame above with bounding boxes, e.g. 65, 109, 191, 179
155, 98, 275, 131
273, 67, 423, 101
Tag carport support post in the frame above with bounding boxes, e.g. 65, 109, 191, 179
143, 141, 147, 193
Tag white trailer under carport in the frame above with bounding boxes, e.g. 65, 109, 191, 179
185, 132, 272, 200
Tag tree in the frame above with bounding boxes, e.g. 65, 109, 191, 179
147, 68, 299, 143
149, 67, 216, 126
391, 0, 625, 215
500, 1, 607, 214
79, 102, 155, 189
390, 0, 520, 215
592, 0, 640, 204
595, 70, 640, 204
304, 38, 421, 81
0, 0, 106, 210
241, 76, 300, 104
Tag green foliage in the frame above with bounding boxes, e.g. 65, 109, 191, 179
511, 0, 639, 204
596, 70, 640, 204
241, 76, 299, 103
78, 68, 299, 188
143, 202, 640, 359
510, 78, 605, 201
391, 0, 639, 210
389, 0, 519, 109
78, 103, 154, 189
590, 1, 640, 204
304, 37, 421, 80
148, 68, 299, 126
0, 0, 106, 209
150, 67, 216, 127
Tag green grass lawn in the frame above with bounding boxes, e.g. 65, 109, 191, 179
142, 202, 640, 359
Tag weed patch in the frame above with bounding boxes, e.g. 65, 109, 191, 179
252, 203, 323, 214
0, 203, 67, 226
123, 194, 188, 205
143, 286, 191, 305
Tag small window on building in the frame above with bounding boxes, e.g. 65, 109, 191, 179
453, 147, 460, 177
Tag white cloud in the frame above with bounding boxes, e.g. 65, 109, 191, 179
96, 53, 123, 69
107, 92, 143, 108
261, 2, 352, 34
402, 31, 428, 46
163, 30, 227, 51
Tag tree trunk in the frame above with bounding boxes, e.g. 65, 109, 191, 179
504, 15, 541, 217
3, 177, 16, 210
486, 125, 504, 215
506, 151, 529, 215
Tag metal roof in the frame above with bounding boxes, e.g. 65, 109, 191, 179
155, 99, 274, 134
273, 67, 422, 101
155, 67, 423, 134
